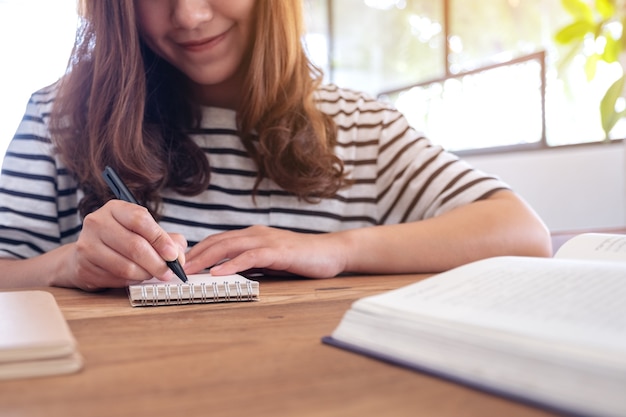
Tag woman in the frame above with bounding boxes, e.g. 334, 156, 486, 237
0, 0, 551, 290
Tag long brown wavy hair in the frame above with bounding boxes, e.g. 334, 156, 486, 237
50, 0, 348, 219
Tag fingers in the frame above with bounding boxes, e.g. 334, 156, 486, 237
210, 247, 283, 276
184, 226, 269, 274
184, 226, 344, 278
75, 201, 188, 289
72, 259, 139, 292
170, 233, 188, 265
109, 202, 180, 262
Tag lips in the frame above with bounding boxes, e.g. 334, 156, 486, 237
177, 28, 230, 52
179, 37, 215, 48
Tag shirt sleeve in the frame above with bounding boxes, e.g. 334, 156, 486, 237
374, 104, 509, 224
0, 86, 81, 259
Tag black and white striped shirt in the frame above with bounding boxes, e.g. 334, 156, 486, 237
0, 83, 508, 259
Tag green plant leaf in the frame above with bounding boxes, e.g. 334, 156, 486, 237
602, 34, 621, 63
554, 20, 596, 44
600, 75, 626, 139
585, 54, 600, 80
561, 0, 594, 21
596, 0, 616, 19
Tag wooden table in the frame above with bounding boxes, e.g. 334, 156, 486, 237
0, 275, 558, 417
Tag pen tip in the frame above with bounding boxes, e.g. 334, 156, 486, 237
166, 260, 188, 283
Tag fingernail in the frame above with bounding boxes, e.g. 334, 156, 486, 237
163, 244, 179, 262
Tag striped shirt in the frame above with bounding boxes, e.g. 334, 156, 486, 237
0, 83, 508, 260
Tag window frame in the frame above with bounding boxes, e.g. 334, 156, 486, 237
377, 50, 548, 156
320, 0, 624, 155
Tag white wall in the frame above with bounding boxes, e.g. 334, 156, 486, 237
0, 0, 77, 157
464, 141, 625, 233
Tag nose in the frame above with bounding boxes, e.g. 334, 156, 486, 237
172, 0, 213, 30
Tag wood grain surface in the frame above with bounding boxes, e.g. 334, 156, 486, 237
0, 275, 558, 417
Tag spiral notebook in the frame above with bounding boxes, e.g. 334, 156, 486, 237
127, 273, 260, 307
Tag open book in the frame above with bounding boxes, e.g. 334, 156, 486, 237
323, 233, 626, 417
127, 273, 259, 307
0, 291, 83, 380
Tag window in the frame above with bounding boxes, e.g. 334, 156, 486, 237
304, 0, 626, 151
381, 52, 546, 152
0, 0, 78, 159
2, 1, 622, 158
328, 0, 445, 94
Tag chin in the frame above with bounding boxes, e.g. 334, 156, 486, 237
182, 64, 241, 85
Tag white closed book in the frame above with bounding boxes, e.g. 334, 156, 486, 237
0, 290, 83, 380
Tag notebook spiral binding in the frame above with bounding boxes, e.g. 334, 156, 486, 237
137, 280, 256, 306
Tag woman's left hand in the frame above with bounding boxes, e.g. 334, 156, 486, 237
183, 225, 347, 278
183, 191, 553, 278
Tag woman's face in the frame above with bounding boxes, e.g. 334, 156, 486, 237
135, 0, 255, 90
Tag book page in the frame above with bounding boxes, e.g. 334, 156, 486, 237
555, 233, 626, 262
136, 273, 248, 286
355, 257, 626, 353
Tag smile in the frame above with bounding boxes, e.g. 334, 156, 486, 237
177, 28, 231, 52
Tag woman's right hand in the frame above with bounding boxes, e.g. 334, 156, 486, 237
63, 200, 187, 291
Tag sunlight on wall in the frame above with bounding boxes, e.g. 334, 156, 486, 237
0, 0, 78, 160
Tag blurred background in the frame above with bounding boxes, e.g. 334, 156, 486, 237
1, 0, 624, 235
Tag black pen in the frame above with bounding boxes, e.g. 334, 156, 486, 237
102, 165, 188, 283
